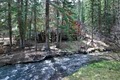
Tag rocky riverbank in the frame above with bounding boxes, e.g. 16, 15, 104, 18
0, 49, 87, 67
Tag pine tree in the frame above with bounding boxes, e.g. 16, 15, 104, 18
8, 0, 12, 49
45, 0, 50, 51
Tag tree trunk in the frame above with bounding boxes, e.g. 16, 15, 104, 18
104, 0, 107, 35
45, 0, 50, 51
25, 0, 28, 39
91, 0, 94, 45
8, 0, 12, 49
81, 1, 84, 23
117, 0, 120, 27
77, 0, 81, 40
62, 0, 65, 25
29, 11, 33, 39
56, 0, 60, 48
112, 0, 115, 25
17, 0, 25, 49
34, 0, 37, 51
98, 0, 101, 38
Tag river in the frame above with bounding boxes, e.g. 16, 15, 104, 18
0, 54, 91, 80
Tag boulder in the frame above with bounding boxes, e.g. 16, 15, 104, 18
0, 45, 4, 54
2, 42, 11, 54
0, 41, 4, 45
87, 47, 105, 53
3, 41, 10, 46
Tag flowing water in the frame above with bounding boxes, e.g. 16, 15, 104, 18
0, 54, 91, 80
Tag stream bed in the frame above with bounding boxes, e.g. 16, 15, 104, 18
0, 54, 92, 80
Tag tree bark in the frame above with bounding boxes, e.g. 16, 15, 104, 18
29, 11, 33, 39
112, 0, 115, 25
45, 0, 50, 51
91, 0, 94, 45
8, 0, 12, 49
25, 0, 28, 39
56, 0, 60, 48
17, 0, 25, 49
98, 0, 101, 38
34, 0, 37, 51
77, 0, 81, 40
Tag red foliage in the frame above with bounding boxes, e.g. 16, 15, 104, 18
72, 20, 81, 34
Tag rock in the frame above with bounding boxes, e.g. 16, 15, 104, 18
10, 53, 26, 64
0, 45, 4, 54
25, 40, 34, 47
3, 46, 11, 54
3, 41, 11, 54
77, 50, 88, 54
0, 41, 4, 45
0, 55, 13, 66
87, 47, 105, 53
3, 41, 10, 46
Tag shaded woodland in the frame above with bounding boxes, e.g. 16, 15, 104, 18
0, 0, 120, 80
0, 0, 120, 53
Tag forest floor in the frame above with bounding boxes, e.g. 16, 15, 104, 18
0, 37, 120, 67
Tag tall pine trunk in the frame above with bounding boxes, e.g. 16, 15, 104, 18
17, 0, 25, 49
98, 0, 101, 38
45, 0, 50, 51
8, 0, 12, 49
104, 0, 107, 36
25, 0, 28, 39
91, 0, 94, 45
117, 0, 120, 27
112, 0, 115, 25
56, 0, 60, 48
34, 0, 37, 51
28, 11, 33, 39
77, 0, 81, 40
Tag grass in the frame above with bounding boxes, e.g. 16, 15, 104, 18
63, 60, 120, 80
